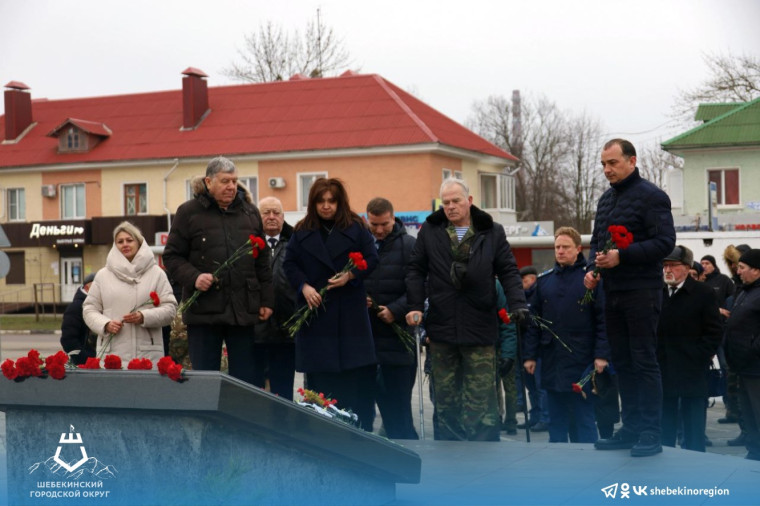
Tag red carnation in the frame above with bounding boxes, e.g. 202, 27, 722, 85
2, 359, 18, 380
355, 259, 368, 271
348, 252, 364, 264
104, 354, 122, 370
45, 350, 69, 368
79, 357, 101, 369
167, 363, 184, 381
572, 383, 583, 394
127, 358, 152, 370
498, 308, 511, 324
149, 291, 160, 307
157, 356, 175, 376
48, 363, 66, 380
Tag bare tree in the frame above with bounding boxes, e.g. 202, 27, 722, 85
562, 114, 605, 233
224, 12, 352, 83
637, 140, 684, 190
671, 52, 760, 124
468, 94, 607, 230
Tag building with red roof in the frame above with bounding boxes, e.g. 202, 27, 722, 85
0, 68, 518, 304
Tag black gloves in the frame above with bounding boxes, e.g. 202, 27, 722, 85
510, 308, 530, 326
498, 357, 514, 376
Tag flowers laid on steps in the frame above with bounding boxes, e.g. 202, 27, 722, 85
296, 387, 358, 426
1, 349, 69, 381
2, 350, 185, 382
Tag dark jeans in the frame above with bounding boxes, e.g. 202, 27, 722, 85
738, 375, 760, 458
187, 324, 255, 384
251, 342, 296, 400
546, 390, 598, 443
605, 288, 663, 439
662, 396, 706, 452
376, 363, 419, 440
307, 365, 377, 432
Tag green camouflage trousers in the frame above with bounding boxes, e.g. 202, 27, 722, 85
430, 341, 500, 441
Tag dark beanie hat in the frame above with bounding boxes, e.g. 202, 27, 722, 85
739, 249, 760, 270
692, 261, 704, 275
736, 244, 751, 254
520, 266, 538, 277
701, 255, 717, 268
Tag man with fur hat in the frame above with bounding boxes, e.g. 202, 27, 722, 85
164, 156, 274, 384
657, 245, 722, 452
724, 249, 760, 460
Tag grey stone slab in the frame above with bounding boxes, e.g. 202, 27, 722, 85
0, 370, 420, 506
394, 440, 760, 506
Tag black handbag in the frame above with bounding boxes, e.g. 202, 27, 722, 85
707, 364, 727, 398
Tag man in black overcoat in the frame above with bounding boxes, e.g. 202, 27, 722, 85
657, 245, 722, 452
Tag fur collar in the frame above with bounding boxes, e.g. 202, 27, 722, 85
426, 205, 494, 231
190, 175, 254, 205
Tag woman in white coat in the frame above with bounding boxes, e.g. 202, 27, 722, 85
83, 221, 177, 366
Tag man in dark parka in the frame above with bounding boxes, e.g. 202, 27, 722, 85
364, 197, 418, 439
406, 177, 528, 441
163, 156, 274, 384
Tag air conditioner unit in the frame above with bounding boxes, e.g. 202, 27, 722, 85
268, 177, 286, 189
41, 184, 57, 198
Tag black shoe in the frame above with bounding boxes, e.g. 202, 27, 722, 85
718, 416, 739, 424
630, 433, 663, 457
727, 433, 747, 446
594, 430, 638, 450
531, 421, 549, 432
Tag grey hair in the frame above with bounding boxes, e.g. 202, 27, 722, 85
440, 177, 469, 198
113, 221, 145, 246
205, 156, 236, 178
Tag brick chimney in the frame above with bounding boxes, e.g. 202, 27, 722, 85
181, 67, 209, 130
4, 81, 33, 141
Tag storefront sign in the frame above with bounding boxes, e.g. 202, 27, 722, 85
29, 223, 85, 240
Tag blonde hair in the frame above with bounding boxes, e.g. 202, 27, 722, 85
555, 226, 581, 246
113, 221, 145, 246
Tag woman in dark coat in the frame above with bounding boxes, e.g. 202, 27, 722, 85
283, 178, 378, 430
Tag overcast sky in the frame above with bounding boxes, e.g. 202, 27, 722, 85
2, 0, 758, 150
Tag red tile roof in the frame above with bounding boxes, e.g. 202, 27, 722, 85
1, 73, 516, 168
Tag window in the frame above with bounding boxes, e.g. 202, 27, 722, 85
66, 127, 80, 150
298, 172, 327, 210
239, 176, 258, 204
442, 168, 463, 181
708, 169, 739, 206
124, 183, 147, 215
7, 188, 26, 221
5, 251, 25, 284
61, 183, 86, 219
480, 173, 515, 211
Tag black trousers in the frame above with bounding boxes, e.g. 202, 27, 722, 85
605, 288, 663, 439
376, 363, 419, 440
307, 365, 377, 432
738, 375, 760, 459
251, 342, 296, 400
662, 396, 706, 452
187, 324, 255, 384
